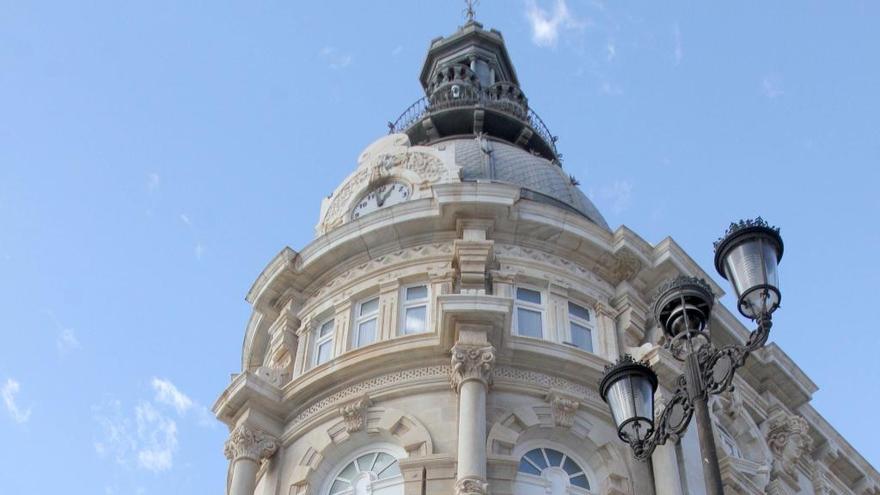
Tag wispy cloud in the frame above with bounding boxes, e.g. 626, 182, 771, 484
673, 23, 683, 65
179, 214, 191, 226
391, 45, 403, 56
761, 74, 784, 99
590, 180, 633, 214
57, 328, 81, 354
194, 243, 205, 260
94, 378, 210, 473
606, 40, 616, 61
146, 173, 160, 192
151, 378, 192, 416
599, 81, 623, 96
2, 378, 31, 424
319, 46, 353, 70
525, 0, 584, 48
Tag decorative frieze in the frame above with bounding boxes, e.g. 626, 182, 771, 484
339, 394, 373, 433
223, 425, 279, 463
450, 344, 496, 392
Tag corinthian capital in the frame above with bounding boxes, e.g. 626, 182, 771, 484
450, 344, 495, 392
455, 476, 489, 495
223, 424, 279, 463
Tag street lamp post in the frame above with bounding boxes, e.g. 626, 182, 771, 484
598, 218, 784, 495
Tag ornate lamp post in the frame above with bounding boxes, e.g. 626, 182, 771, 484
599, 218, 784, 495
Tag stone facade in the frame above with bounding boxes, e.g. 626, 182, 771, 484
214, 19, 879, 495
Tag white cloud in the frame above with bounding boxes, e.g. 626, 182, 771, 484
525, 0, 583, 48
146, 173, 160, 192
673, 23, 683, 65
56, 328, 81, 354
591, 180, 633, 214
2, 378, 32, 424
135, 402, 178, 472
599, 81, 623, 95
194, 243, 205, 260
151, 378, 193, 416
761, 74, 784, 99
319, 46, 353, 70
391, 45, 403, 56
179, 214, 191, 226
606, 41, 616, 61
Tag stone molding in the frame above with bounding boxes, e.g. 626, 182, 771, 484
338, 394, 372, 433
450, 344, 496, 392
455, 476, 489, 495
223, 424, 279, 463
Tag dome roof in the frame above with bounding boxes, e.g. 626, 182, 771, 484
437, 137, 609, 229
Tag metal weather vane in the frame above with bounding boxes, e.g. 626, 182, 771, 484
463, 0, 479, 22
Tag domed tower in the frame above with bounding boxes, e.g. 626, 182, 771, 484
213, 16, 874, 495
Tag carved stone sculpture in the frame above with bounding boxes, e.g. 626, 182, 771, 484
339, 394, 372, 433
223, 424, 279, 463
546, 392, 580, 428
455, 476, 489, 495
767, 412, 813, 479
450, 344, 495, 392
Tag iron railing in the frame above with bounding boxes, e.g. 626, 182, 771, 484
388, 91, 559, 158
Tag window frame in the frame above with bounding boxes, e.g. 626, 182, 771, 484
312, 316, 336, 367
513, 442, 596, 494
512, 285, 546, 340
399, 283, 431, 336
353, 295, 380, 349
564, 300, 596, 353
319, 443, 407, 495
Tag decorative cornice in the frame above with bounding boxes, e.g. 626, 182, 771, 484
338, 394, 372, 434
223, 425, 279, 463
450, 344, 496, 392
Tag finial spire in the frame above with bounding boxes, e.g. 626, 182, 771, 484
463, 0, 479, 23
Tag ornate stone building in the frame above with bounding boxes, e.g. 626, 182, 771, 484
213, 19, 880, 495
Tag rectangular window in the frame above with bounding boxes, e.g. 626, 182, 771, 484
568, 302, 594, 353
401, 284, 429, 335
514, 287, 544, 339
354, 296, 380, 348
313, 318, 335, 366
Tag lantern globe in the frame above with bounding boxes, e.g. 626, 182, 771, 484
599, 355, 658, 444
652, 276, 715, 340
713, 218, 783, 319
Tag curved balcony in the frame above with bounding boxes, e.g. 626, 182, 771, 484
388, 86, 561, 162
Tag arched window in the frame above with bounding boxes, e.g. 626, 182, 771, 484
326, 450, 403, 495
515, 447, 593, 494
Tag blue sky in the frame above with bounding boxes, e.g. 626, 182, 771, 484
1, 1, 878, 493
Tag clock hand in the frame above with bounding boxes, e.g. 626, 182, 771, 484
377, 187, 393, 207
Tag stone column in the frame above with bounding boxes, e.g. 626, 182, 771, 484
450, 335, 495, 495
224, 424, 279, 495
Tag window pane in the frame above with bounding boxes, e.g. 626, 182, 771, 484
570, 474, 590, 489
357, 453, 378, 472
545, 448, 563, 467
524, 449, 548, 469
517, 308, 542, 338
571, 322, 593, 352
377, 459, 401, 479
517, 458, 541, 475
319, 319, 335, 337
338, 461, 358, 481
373, 453, 394, 474
568, 302, 591, 321
357, 319, 377, 347
360, 297, 379, 316
562, 457, 581, 476
330, 479, 350, 494
404, 305, 427, 334
406, 285, 427, 301
516, 287, 542, 304
317, 340, 333, 364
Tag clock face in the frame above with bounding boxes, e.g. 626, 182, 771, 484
351, 181, 411, 220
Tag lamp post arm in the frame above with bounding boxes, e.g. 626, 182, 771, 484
631, 374, 694, 461
702, 314, 772, 397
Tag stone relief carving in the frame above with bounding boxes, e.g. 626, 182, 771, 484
767, 412, 813, 479
310, 243, 453, 301
338, 394, 372, 433
223, 424, 279, 463
494, 366, 601, 403
546, 392, 580, 428
450, 344, 496, 391
605, 249, 643, 285
455, 477, 489, 495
